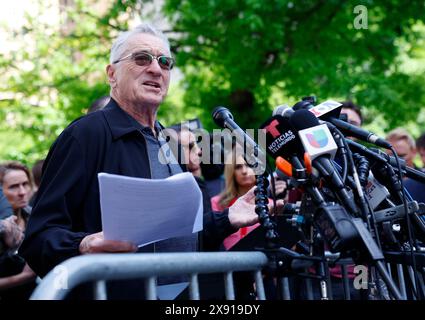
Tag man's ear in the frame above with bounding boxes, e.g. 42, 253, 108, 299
106, 64, 116, 87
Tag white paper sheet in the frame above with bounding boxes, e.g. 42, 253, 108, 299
98, 172, 203, 247
157, 282, 189, 300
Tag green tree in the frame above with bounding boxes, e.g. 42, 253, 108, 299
0, 1, 111, 164
0, 0, 192, 165
162, 0, 425, 130
1, 0, 424, 165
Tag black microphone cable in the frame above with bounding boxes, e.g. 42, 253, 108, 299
341, 131, 384, 253
341, 137, 397, 300
327, 127, 387, 288
390, 147, 423, 299
352, 153, 370, 188
342, 136, 421, 299
326, 122, 349, 184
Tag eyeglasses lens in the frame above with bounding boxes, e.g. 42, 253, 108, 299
134, 53, 173, 70
134, 53, 152, 67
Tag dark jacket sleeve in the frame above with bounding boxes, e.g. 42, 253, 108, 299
19, 130, 91, 277
194, 176, 237, 251
202, 209, 238, 251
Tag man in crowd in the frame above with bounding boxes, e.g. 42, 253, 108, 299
416, 132, 425, 169
386, 128, 417, 168
20, 23, 274, 299
340, 100, 363, 128
386, 128, 425, 203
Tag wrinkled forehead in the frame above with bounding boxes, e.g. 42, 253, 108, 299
3, 169, 29, 184
123, 33, 170, 56
341, 108, 361, 124
390, 139, 415, 156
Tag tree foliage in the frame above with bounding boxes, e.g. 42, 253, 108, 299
162, 0, 425, 130
0, 0, 187, 164
0, 0, 424, 165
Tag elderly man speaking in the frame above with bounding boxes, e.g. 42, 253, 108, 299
20, 23, 273, 299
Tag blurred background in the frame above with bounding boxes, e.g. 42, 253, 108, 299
0, 0, 424, 166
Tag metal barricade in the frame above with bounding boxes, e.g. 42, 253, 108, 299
30, 251, 269, 300
31, 250, 421, 300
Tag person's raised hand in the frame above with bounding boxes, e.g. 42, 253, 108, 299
273, 178, 288, 200
228, 186, 285, 229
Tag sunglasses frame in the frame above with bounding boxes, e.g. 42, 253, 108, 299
113, 51, 174, 70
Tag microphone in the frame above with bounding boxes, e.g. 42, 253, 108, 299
307, 100, 342, 119
272, 104, 294, 119
211, 106, 237, 130
289, 109, 336, 158
284, 107, 363, 252
290, 109, 360, 217
292, 96, 316, 111
307, 100, 392, 149
327, 117, 392, 149
261, 105, 311, 181
347, 139, 425, 184
271, 107, 365, 252
212, 106, 266, 171
259, 114, 304, 161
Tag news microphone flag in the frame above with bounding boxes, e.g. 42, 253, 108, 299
308, 100, 342, 119
297, 124, 338, 161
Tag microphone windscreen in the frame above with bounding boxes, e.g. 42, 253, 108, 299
292, 100, 313, 111
290, 109, 320, 131
212, 106, 232, 128
272, 104, 292, 117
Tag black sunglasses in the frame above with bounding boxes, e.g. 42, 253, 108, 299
113, 51, 175, 70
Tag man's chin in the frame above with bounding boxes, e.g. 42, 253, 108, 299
138, 95, 164, 107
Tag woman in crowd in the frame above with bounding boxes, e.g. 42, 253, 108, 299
210, 149, 260, 250
211, 147, 287, 250
210, 147, 287, 299
0, 161, 37, 299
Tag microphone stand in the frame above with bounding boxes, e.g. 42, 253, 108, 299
253, 161, 331, 300
254, 173, 279, 249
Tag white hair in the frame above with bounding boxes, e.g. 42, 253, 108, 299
110, 23, 171, 64
386, 127, 416, 149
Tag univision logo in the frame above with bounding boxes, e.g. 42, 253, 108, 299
306, 129, 328, 148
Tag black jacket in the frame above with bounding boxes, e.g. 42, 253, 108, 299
20, 99, 235, 277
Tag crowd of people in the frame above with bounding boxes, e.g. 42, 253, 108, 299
1, 22, 424, 300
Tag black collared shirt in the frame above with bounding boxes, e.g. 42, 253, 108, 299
124, 114, 181, 178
